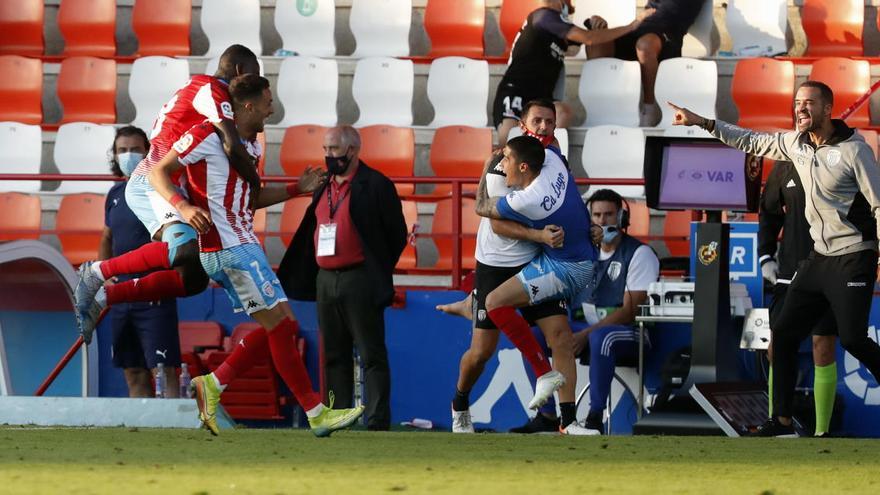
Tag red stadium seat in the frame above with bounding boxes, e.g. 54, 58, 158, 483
731, 58, 794, 131
178, 321, 224, 375
279, 196, 313, 245
397, 201, 419, 270
424, 0, 486, 58
132, 0, 192, 56
359, 125, 416, 196
809, 57, 871, 128
0, 0, 44, 56
801, 0, 863, 57
57, 56, 117, 124
663, 210, 693, 258
0, 55, 42, 125
0, 193, 41, 241
56, 193, 105, 265
625, 200, 651, 239
58, 0, 116, 57
431, 198, 480, 271
429, 126, 493, 197
279, 125, 329, 178
499, 0, 542, 55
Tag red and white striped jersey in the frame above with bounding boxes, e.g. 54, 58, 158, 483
174, 122, 262, 252
131, 75, 234, 187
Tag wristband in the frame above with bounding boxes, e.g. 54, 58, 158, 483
169, 193, 186, 208
286, 183, 299, 196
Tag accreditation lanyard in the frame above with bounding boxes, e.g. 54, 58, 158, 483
317, 179, 348, 257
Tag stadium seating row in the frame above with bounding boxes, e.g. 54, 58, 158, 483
0, 0, 874, 59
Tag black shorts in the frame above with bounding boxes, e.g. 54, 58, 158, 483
472, 261, 568, 330
492, 83, 547, 128
770, 282, 837, 337
613, 26, 683, 62
110, 300, 181, 369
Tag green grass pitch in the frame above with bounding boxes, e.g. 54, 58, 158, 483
1, 427, 878, 494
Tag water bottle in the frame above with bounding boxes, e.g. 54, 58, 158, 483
155, 362, 166, 398
179, 363, 192, 399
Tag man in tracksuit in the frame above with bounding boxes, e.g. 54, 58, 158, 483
759, 161, 838, 437
669, 80, 880, 436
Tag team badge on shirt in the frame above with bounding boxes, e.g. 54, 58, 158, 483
261, 281, 275, 298
606, 261, 622, 282
826, 149, 841, 168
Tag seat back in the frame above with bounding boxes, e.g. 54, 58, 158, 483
498, 0, 542, 55
57, 56, 117, 124
56, 193, 105, 265
277, 56, 338, 126
655, 58, 717, 128
809, 57, 871, 128
663, 210, 693, 257
179, 321, 224, 353
53, 123, 117, 194
359, 125, 416, 196
58, 0, 116, 57
0, 0, 44, 56
429, 126, 493, 196
0, 192, 41, 241
278, 196, 313, 245
0, 55, 42, 125
427, 57, 489, 127
279, 125, 329, 177
397, 200, 419, 270
129, 56, 191, 134
424, 0, 485, 58
581, 125, 645, 199
726, 0, 787, 56
274, 0, 335, 56
682, 0, 715, 57
731, 58, 794, 131
0, 122, 42, 193
133, 0, 192, 56
352, 57, 414, 127
802, 0, 863, 57
350, 0, 412, 57
579, 58, 641, 127
624, 199, 651, 239
201, 0, 261, 57
432, 198, 480, 271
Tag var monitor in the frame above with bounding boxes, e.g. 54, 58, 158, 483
644, 136, 762, 212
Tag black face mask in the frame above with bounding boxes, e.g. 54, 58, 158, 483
325, 154, 352, 176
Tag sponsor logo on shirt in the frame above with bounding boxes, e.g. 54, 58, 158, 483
247, 300, 259, 309
786, 179, 796, 188
541, 172, 567, 211
847, 282, 868, 287
173, 133, 194, 153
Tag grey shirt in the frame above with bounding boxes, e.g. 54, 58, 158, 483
711, 119, 880, 256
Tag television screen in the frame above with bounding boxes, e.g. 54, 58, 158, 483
644, 137, 761, 212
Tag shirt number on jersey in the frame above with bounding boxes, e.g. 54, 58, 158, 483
503, 96, 523, 117
151, 95, 179, 140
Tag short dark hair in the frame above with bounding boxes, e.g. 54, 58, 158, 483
798, 80, 834, 106
522, 98, 556, 120
229, 74, 270, 107
109, 125, 149, 177
586, 188, 623, 212
216, 44, 259, 80
506, 136, 545, 175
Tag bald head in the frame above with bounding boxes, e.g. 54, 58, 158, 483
215, 44, 260, 81
326, 126, 361, 151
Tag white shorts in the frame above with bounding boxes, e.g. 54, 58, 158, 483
200, 243, 287, 315
125, 174, 185, 237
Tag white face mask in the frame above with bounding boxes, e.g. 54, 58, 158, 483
117, 151, 144, 177
560, 2, 571, 19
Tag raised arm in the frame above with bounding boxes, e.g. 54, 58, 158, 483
565, 9, 655, 46
252, 165, 327, 209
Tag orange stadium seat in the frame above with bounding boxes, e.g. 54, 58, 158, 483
279, 196, 313, 245
58, 0, 116, 57
809, 57, 871, 128
279, 125, 329, 177
397, 200, 419, 270
801, 0, 863, 57
499, 0, 542, 55
625, 200, 651, 239
0, 55, 42, 124
178, 321, 224, 376
424, 0, 485, 58
432, 198, 480, 271
0, 193, 41, 241
731, 58, 794, 131
0, 0, 44, 56
429, 126, 493, 197
663, 210, 693, 258
56, 56, 117, 124
56, 193, 105, 265
358, 125, 416, 196
132, 0, 192, 56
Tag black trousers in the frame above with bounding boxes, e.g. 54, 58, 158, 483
316, 265, 391, 430
772, 249, 880, 418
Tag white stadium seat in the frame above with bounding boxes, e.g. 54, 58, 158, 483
507, 126, 569, 158
726, 0, 787, 56
350, 0, 412, 57
427, 56, 489, 127
276, 56, 338, 127
353, 57, 414, 127
579, 58, 641, 127
682, 0, 715, 57
654, 57, 717, 128
571, 0, 636, 58
581, 125, 645, 199
53, 123, 117, 194
274, 0, 336, 57
201, 0, 262, 57
0, 122, 42, 193
129, 56, 190, 135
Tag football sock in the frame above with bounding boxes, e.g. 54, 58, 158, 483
213, 327, 269, 389
814, 362, 837, 435
268, 318, 322, 413
560, 402, 576, 428
487, 307, 552, 376
452, 389, 470, 412
105, 269, 186, 305
767, 366, 774, 418
99, 241, 171, 279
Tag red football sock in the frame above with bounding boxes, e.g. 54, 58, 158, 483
105, 269, 186, 305
214, 327, 269, 386
268, 318, 322, 412
488, 306, 552, 376
100, 241, 171, 279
